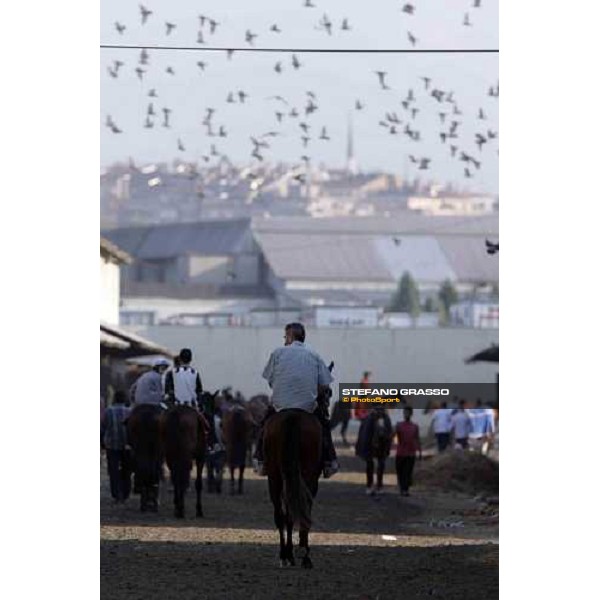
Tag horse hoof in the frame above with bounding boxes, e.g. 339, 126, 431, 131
301, 556, 313, 569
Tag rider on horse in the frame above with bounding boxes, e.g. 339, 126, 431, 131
129, 357, 170, 407
253, 322, 339, 479
164, 348, 215, 449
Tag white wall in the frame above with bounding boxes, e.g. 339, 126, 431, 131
133, 325, 499, 399
100, 256, 120, 325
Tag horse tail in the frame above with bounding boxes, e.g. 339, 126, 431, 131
282, 412, 312, 528
165, 410, 192, 490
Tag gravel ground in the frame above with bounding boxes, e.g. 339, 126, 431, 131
101, 440, 498, 600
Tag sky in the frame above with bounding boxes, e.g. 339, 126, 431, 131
101, 0, 499, 194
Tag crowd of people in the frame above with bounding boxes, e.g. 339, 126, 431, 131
100, 328, 498, 505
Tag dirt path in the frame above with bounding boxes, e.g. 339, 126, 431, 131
101, 442, 498, 600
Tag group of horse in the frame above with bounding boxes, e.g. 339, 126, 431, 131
122, 382, 333, 569
125, 391, 269, 518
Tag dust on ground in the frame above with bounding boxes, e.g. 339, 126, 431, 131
101, 438, 498, 600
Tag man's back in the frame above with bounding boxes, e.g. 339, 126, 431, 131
451, 410, 472, 439
263, 341, 332, 413
133, 370, 163, 406
432, 408, 452, 433
103, 404, 130, 450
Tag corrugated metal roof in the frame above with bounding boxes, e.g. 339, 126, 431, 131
374, 236, 456, 282
252, 213, 498, 236
102, 219, 252, 259
437, 237, 499, 283
256, 232, 392, 282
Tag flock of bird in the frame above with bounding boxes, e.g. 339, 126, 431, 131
104, 2, 499, 213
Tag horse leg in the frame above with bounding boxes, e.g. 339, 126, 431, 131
299, 527, 313, 569
269, 477, 288, 566
206, 461, 214, 493
229, 465, 235, 495
195, 458, 204, 517
173, 466, 184, 519
285, 515, 295, 566
238, 465, 244, 495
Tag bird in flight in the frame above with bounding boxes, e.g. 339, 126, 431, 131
407, 31, 417, 46
355, 100, 364, 110
148, 89, 157, 98
143, 116, 153, 129
162, 108, 171, 128
165, 22, 176, 36
139, 49, 149, 65
304, 0, 316, 7
197, 61, 207, 71
402, 4, 415, 15
375, 71, 390, 90
114, 22, 126, 35
177, 138, 185, 152
274, 61, 283, 74
341, 18, 351, 31
392, 237, 402, 246
418, 158, 430, 170
246, 30, 258, 46
475, 133, 488, 151
209, 19, 219, 35
319, 127, 330, 141
139, 4, 152, 25
291, 54, 301, 69
135, 67, 145, 81
197, 31, 205, 44
463, 13, 472, 27
270, 24, 281, 33
421, 76, 431, 90
485, 240, 499, 255
166, 66, 175, 75
318, 14, 333, 35
478, 108, 487, 120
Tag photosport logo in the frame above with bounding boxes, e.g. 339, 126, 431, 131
337, 383, 498, 409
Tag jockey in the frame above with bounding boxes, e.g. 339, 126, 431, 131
130, 358, 169, 407
253, 322, 339, 479
164, 348, 215, 448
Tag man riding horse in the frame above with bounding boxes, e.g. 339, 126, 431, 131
164, 348, 215, 449
253, 322, 339, 479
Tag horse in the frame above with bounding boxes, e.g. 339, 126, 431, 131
247, 394, 270, 459
222, 405, 252, 495
161, 404, 207, 518
126, 404, 163, 512
330, 400, 351, 447
205, 413, 226, 494
355, 408, 393, 494
264, 409, 322, 568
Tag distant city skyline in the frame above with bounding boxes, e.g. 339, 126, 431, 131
101, 0, 499, 193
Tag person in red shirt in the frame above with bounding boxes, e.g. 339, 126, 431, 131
353, 371, 372, 421
395, 406, 422, 496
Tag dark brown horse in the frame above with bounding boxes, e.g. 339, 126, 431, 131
222, 406, 251, 495
246, 394, 270, 459
161, 405, 207, 518
355, 408, 393, 494
264, 409, 322, 568
126, 404, 163, 512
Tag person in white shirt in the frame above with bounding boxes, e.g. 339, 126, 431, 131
431, 402, 453, 452
451, 400, 472, 449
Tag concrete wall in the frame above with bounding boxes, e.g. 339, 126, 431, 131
135, 325, 499, 400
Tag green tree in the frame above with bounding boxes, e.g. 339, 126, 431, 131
389, 271, 421, 317
438, 279, 458, 314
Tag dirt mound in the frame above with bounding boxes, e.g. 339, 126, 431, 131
417, 451, 499, 496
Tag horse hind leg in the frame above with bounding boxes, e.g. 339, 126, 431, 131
285, 514, 295, 566
299, 527, 312, 569
229, 466, 235, 495
238, 465, 244, 495
195, 459, 204, 517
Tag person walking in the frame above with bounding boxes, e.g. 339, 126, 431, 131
101, 390, 132, 503
451, 399, 472, 449
395, 406, 422, 496
431, 401, 453, 452
354, 371, 372, 422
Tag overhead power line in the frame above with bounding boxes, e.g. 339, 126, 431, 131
100, 44, 499, 54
